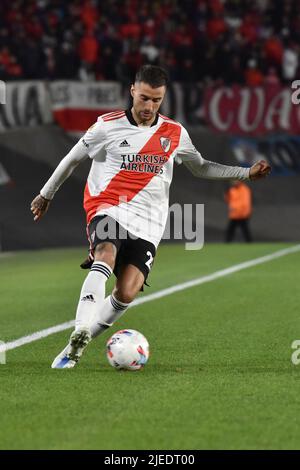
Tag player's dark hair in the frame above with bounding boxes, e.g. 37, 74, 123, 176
134, 65, 169, 88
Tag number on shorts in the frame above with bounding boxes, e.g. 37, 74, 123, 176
145, 251, 154, 271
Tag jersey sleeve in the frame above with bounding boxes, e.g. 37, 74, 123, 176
40, 140, 88, 200
40, 117, 107, 200
175, 126, 205, 165
176, 126, 250, 181
79, 117, 107, 159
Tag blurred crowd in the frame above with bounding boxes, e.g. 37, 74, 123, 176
0, 0, 300, 85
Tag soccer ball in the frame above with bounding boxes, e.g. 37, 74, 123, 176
106, 329, 150, 370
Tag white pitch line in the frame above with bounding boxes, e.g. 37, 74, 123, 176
1, 244, 300, 354
132, 243, 300, 306
1, 321, 75, 353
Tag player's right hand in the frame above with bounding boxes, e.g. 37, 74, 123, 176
30, 194, 51, 222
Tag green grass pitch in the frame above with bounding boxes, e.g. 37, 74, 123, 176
0, 242, 300, 450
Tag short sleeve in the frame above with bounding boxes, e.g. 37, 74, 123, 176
79, 117, 107, 159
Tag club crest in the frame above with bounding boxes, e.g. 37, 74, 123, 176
160, 137, 171, 152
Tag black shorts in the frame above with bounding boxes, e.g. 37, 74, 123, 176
87, 215, 156, 285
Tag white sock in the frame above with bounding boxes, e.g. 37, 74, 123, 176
90, 294, 130, 338
75, 261, 112, 332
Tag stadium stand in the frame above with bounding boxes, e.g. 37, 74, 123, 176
0, 0, 299, 84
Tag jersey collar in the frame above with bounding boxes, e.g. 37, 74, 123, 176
125, 109, 159, 127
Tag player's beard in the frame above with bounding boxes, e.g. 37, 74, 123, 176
139, 110, 154, 124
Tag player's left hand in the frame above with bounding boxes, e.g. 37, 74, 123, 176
249, 160, 271, 180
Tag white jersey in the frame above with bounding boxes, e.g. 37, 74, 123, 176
40, 109, 250, 248
81, 110, 196, 247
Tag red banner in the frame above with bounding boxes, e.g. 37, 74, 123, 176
204, 84, 300, 136
50, 81, 124, 133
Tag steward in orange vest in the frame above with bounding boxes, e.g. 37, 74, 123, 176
224, 181, 252, 242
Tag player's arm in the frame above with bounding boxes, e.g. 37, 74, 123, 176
31, 119, 106, 222
185, 157, 270, 180
176, 127, 271, 181
30, 141, 88, 221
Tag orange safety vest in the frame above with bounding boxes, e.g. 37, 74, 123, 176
225, 183, 252, 220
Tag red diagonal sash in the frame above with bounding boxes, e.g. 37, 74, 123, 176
84, 121, 181, 223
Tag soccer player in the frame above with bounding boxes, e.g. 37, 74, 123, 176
30, 65, 271, 368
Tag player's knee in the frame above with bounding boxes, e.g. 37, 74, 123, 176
112, 286, 136, 304
94, 242, 116, 266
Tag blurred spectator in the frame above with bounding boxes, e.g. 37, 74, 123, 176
244, 59, 264, 86
123, 40, 143, 79
264, 35, 284, 66
120, 14, 142, 40
206, 13, 227, 40
0, 47, 12, 70
163, 50, 179, 81
42, 46, 56, 79
224, 55, 245, 85
239, 13, 259, 45
264, 66, 280, 85
0, 47, 23, 79
224, 181, 253, 243
21, 39, 44, 79
79, 31, 99, 66
282, 42, 298, 82
80, 0, 99, 32
6, 55, 23, 79
79, 62, 95, 82
0, 0, 298, 85
56, 43, 80, 79
142, 18, 157, 40
140, 37, 159, 64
